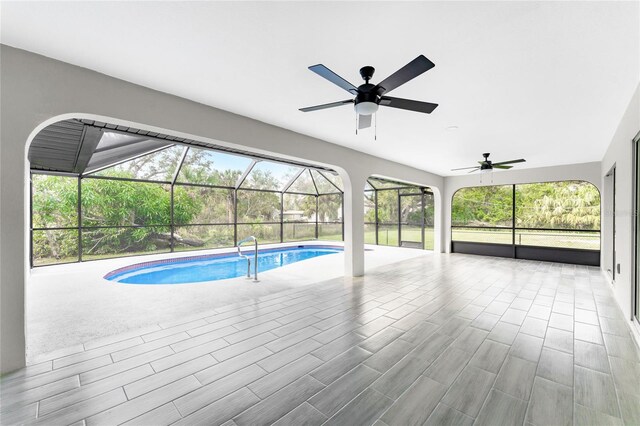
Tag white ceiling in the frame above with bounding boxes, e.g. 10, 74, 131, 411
1, 1, 638, 176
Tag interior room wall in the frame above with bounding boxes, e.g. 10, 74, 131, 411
442, 161, 603, 253
600, 84, 640, 342
0, 45, 444, 373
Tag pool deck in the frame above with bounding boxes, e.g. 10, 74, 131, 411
27, 242, 430, 362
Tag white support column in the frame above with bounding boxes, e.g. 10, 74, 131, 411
341, 171, 367, 277
432, 188, 444, 253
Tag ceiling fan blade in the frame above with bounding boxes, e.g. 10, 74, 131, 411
379, 96, 438, 114
467, 168, 480, 174
451, 166, 481, 171
375, 55, 435, 95
299, 99, 354, 112
308, 64, 359, 95
493, 165, 513, 169
358, 114, 372, 129
492, 159, 526, 166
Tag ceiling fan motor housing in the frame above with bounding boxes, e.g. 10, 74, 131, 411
355, 85, 378, 103
354, 83, 380, 115
481, 153, 492, 170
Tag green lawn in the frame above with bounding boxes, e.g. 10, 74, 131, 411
362, 227, 434, 250
452, 228, 600, 250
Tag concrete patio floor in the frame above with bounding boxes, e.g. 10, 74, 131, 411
27, 242, 429, 362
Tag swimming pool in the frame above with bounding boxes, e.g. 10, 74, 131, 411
105, 245, 343, 284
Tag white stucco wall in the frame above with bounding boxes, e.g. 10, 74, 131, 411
600, 84, 640, 336
0, 45, 445, 373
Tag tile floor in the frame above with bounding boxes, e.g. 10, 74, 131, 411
26, 242, 423, 358
2, 254, 640, 425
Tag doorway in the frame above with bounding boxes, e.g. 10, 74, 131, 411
399, 191, 424, 249
634, 131, 640, 324
605, 165, 616, 282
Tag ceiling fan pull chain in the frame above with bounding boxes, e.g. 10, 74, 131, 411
374, 113, 377, 141
355, 114, 358, 135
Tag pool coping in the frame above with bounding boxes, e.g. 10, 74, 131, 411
103, 244, 345, 280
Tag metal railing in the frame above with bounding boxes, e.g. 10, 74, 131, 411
237, 236, 259, 281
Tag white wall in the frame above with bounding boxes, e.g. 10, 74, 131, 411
442, 162, 603, 252
600, 84, 640, 331
0, 45, 444, 373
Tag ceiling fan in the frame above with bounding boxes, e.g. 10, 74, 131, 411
299, 55, 438, 129
452, 153, 526, 173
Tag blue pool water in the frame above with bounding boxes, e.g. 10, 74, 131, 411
105, 245, 343, 284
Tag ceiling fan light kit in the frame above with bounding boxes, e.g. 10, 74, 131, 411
354, 101, 378, 116
300, 55, 439, 133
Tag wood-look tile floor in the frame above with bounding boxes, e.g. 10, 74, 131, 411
2, 254, 640, 426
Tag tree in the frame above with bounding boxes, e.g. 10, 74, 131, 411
318, 194, 342, 222
32, 148, 349, 262
364, 191, 376, 223
31, 174, 79, 262
452, 181, 600, 230
452, 185, 513, 226
515, 181, 600, 229
376, 190, 399, 223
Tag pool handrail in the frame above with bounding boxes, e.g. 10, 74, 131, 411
237, 236, 258, 281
